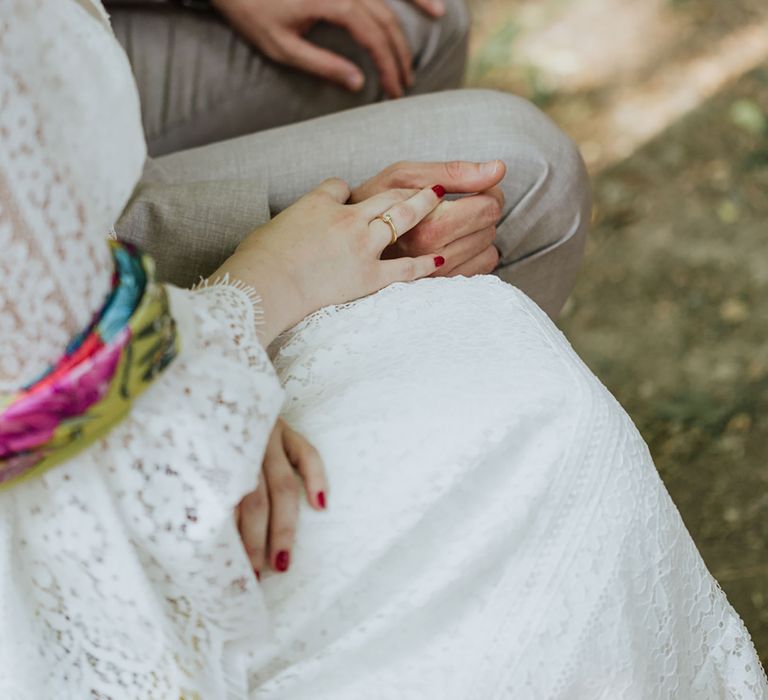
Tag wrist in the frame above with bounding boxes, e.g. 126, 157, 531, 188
210, 247, 308, 347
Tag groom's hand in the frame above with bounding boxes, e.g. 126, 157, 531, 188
350, 160, 507, 277
211, 0, 434, 98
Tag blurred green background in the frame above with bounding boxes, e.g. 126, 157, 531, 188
466, 0, 768, 665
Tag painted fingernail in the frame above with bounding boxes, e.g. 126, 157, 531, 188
432, 184, 446, 198
347, 73, 364, 91
317, 491, 327, 509
434, 256, 445, 268
275, 550, 290, 572
255, 570, 261, 582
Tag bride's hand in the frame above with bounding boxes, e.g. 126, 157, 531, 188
211, 178, 446, 345
236, 418, 327, 578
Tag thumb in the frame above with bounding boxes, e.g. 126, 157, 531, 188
394, 160, 507, 194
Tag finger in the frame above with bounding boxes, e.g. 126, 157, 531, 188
321, 4, 404, 98
368, 185, 445, 250
399, 192, 503, 254
363, 0, 413, 88
484, 184, 506, 212
313, 177, 352, 203
238, 476, 270, 579
385, 160, 506, 194
275, 32, 365, 92
283, 426, 328, 511
369, 185, 445, 252
409, 0, 445, 18
263, 433, 301, 573
355, 187, 419, 219
380, 252, 446, 284
431, 226, 497, 276
444, 244, 500, 278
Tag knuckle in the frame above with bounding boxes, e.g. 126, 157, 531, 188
334, 207, 358, 227
326, 176, 350, 190
443, 160, 464, 181
271, 474, 300, 498
301, 442, 322, 464
387, 163, 412, 188
243, 489, 267, 513
385, 187, 409, 199
400, 260, 417, 279
483, 245, 500, 272
485, 198, 502, 222
394, 204, 417, 229
272, 524, 296, 542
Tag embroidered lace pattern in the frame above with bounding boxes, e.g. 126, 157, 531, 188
0, 2, 284, 697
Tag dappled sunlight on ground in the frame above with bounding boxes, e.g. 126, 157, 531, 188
467, 0, 768, 665
469, 0, 768, 170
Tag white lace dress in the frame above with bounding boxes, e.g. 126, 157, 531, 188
0, 2, 765, 699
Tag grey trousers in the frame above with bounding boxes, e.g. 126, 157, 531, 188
112, 5, 591, 318
110, 0, 471, 156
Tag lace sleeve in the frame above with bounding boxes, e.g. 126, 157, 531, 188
0, 3, 287, 697
0, 277, 285, 699
0, 0, 146, 391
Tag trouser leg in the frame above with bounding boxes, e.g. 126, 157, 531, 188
109, 0, 469, 156
119, 89, 591, 317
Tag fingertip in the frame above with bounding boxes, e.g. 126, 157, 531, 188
480, 160, 506, 180
248, 553, 264, 575
274, 550, 291, 573
420, 0, 444, 17
346, 71, 364, 91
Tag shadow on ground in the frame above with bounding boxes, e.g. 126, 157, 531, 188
468, 0, 768, 665
560, 68, 768, 666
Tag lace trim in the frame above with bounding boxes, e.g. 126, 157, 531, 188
193, 273, 265, 328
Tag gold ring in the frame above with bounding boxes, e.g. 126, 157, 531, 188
378, 212, 398, 246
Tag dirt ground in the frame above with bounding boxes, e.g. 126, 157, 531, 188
467, 0, 768, 665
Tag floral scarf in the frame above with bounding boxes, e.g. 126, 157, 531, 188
0, 241, 179, 488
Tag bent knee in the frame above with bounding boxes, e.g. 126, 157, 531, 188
465, 90, 592, 261
395, 0, 470, 90
435, 0, 471, 48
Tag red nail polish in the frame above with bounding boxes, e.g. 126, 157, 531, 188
275, 550, 290, 572
434, 256, 445, 268
255, 570, 261, 581
432, 184, 446, 198
318, 491, 327, 509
